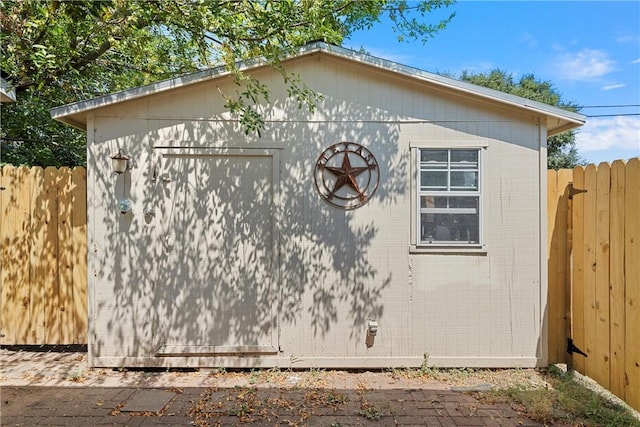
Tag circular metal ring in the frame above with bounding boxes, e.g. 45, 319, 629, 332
314, 142, 380, 210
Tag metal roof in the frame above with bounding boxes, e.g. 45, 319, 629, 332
50, 42, 585, 135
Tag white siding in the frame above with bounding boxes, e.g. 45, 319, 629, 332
87, 53, 546, 368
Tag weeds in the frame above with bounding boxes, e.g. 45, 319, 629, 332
387, 353, 478, 382
309, 366, 325, 376
67, 368, 86, 383
484, 368, 640, 427
325, 391, 347, 405
248, 366, 282, 384
356, 399, 383, 421
208, 366, 226, 376
227, 402, 250, 417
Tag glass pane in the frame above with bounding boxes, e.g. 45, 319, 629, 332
420, 212, 479, 243
450, 150, 478, 167
421, 196, 478, 209
421, 196, 434, 209
448, 196, 478, 209
450, 171, 478, 190
421, 196, 450, 208
420, 196, 479, 244
421, 171, 447, 190
420, 150, 448, 166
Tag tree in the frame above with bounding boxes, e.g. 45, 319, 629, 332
459, 69, 584, 169
0, 0, 455, 166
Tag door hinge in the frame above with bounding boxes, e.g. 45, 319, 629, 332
568, 183, 587, 199
567, 338, 588, 357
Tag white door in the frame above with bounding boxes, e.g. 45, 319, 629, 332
154, 149, 278, 356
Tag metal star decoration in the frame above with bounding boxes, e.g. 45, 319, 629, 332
324, 151, 371, 201
314, 142, 380, 210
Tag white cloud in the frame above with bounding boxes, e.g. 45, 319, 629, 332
576, 116, 640, 153
602, 83, 626, 91
554, 49, 616, 80
616, 35, 640, 44
519, 33, 538, 48
632, 58, 640, 64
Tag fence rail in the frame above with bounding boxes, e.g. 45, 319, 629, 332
548, 158, 640, 412
0, 165, 87, 345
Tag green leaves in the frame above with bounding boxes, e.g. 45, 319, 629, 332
1, 0, 455, 166
460, 69, 584, 169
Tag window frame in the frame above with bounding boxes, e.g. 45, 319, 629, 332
413, 146, 485, 251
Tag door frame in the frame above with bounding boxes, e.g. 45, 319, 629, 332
153, 147, 281, 356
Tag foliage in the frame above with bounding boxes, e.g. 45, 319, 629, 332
0, 0, 455, 166
460, 69, 585, 169
356, 399, 384, 421
488, 368, 640, 426
0, 89, 85, 167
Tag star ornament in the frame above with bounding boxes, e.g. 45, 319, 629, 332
314, 142, 380, 210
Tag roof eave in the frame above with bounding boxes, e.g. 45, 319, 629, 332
57, 115, 87, 131
317, 43, 586, 126
1, 77, 16, 103
548, 120, 583, 137
50, 42, 586, 130
50, 54, 276, 124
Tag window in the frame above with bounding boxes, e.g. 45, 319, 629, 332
417, 148, 481, 246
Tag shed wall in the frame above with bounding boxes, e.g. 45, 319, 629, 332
87, 54, 545, 368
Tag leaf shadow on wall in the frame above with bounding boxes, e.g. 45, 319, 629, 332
89, 78, 420, 365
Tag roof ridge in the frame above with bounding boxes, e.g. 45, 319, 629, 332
50, 42, 585, 134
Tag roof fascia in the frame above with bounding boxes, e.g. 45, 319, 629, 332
316, 43, 585, 127
0, 77, 16, 102
50, 42, 585, 129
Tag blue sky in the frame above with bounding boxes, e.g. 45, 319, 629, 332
344, 1, 640, 165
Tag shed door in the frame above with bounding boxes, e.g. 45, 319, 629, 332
154, 150, 278, 356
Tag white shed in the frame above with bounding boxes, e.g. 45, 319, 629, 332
52, 43, 585, 369
1, 75, 16, 103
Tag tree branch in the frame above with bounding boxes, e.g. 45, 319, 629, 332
69, 40, 112, 71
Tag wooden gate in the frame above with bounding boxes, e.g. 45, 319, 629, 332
548, 158, 640, 412
0, 166, 87, 345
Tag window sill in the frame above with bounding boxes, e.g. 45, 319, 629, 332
409, 244, 488, 255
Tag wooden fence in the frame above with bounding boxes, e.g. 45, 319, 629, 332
548, 158, 640, 412
0, 165, 87, 345
2, 161, 639, 411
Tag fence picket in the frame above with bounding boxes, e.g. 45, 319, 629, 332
29, 167, 46, 343
609, 160, 626, 400
547, 169, 571, 364
71, 167, 87, 344
43, 167, 61, 344
547, 169, 560, 363
624, 158, 640, 410
593, 163, 611, 388
584, 165, 599, 375
1, 166, 32, 343
561, 168, 574, 368
57, 167, 73, 343
571, 165, 586, 373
